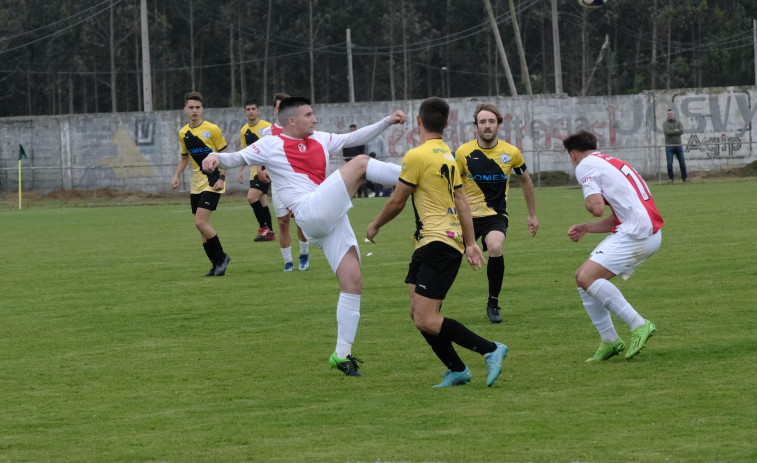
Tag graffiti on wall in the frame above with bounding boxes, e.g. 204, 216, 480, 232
100, 126, 156, 178
686, 134, 742, 158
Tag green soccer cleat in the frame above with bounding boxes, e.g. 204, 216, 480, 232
483, 342, 508, 386
585, 337, 625, 362
625, 320, 657, 359
329, 352, 364, 377
432, 366, 472, 388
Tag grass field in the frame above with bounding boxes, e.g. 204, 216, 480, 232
1, 178, 756, 462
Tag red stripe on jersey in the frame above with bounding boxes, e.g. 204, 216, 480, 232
591, 153, 664, 234
271, 124, 283, 136
282, 136, 326, 185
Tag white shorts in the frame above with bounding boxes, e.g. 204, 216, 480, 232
294, 170, 358, 273
589, 231, 661, 280
271, 187, 290, 219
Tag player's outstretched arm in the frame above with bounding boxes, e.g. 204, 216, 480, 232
340, 111, 406, 149
366, 182, 413, 243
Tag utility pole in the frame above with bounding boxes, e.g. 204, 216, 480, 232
508, 0, 532, 95
551, 0, 563, 95
140, 0, 153, 111
346, 28, 355, 103
483, 0, 517, 96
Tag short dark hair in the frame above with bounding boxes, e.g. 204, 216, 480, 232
419, 97, 449, 134
244, 98, 258, 107
562, 130, 597, 152
349, 124, 357, 129
273, 92, 290, 105
277, 96, 311, 124
474, 103, 503, 125
184, 91, 202, 104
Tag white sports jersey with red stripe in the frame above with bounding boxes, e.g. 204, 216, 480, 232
217, 117, 391, 216
260, 123, 283, 137
576, 152, 663, 238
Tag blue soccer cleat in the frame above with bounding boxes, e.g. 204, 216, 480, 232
284, 261, 294, 272
483, 342, 508, 386
432, 366, 472, 388
299, 254, 309, 271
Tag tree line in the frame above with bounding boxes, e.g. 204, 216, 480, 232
1, 0, 755, 117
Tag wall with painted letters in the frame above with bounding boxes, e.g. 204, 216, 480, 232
1, 86, 754, 194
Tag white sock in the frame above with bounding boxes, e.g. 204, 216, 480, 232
586, 279, 645, 330
366, 158, 401, 185
335, 292, 361, 358
578, 287, 618, 343
299, 240, 309, 256
281, 246, 292, 264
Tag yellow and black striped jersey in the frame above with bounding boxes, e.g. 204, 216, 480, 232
399, 138, 464, 252
455, 139, 526, 218
240, 119, 272, 179
179, 121, 227, 194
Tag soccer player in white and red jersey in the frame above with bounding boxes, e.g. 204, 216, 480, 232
564, 130, 663, 362
262, 93, 311, 272
202, 97, 406, 377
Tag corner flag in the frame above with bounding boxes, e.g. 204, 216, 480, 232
18, 144, 27, 209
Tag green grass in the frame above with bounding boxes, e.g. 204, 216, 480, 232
1, 178, 756, 462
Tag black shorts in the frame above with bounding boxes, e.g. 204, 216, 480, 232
404, 241, 463, 300
473, 214, 508, 252
249, 175, 270, 194
190, 191, 221, 214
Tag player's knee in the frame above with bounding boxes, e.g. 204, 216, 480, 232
575, 270, 591, 290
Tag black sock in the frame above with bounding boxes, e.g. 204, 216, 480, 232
421, 330, 466, 372
262, 206, 273, 229
487, 256, 504, 306
202, 241, 215, 264
439, 318, 496, 355
206, 235, 225, 264
250, 201, 266, 228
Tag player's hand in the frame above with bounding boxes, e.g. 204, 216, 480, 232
389, 110, 407, 125
366, 222, 380, 243
171, 176, 179, 190
212, 179, 225, 191
259, 169, 271, 183
202, 154, 220, 173
568, 224, 586, 242
465, 244, 486, 270
528, 215, 539, 237
237, 170, 244, 184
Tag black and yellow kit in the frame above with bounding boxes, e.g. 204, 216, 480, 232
399, 139, 464, 253
240, 119, 272, 180
455, 139, 526, 218
179, 121, 227, 194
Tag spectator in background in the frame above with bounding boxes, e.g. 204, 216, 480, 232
366, 133, 390, 196
663, 109, 687, 183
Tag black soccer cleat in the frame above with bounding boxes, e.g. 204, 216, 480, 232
486, 304, 503, 324
213, 254, 231, 276
202, 266, 217, 277
329, 352, 364, 377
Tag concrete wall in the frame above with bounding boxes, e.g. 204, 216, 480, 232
1, 86, 755, 194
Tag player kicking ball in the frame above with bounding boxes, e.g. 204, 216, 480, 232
202, 97, 406, 377
564, 131, 661, 361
